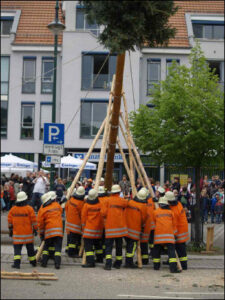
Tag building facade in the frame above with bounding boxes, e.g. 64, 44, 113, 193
1, 1, 224, 182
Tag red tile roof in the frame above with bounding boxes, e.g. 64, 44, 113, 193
168, 0, 224, 48
1, 1, 64, 45
1, 1, 224, 47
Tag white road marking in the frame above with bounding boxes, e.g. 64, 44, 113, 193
164, 292, 224, 295
117, 295, 194, 299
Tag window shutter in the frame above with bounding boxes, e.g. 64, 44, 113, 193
82, 55, 93, 89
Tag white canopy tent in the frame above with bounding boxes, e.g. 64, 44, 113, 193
1, 153, 38, 177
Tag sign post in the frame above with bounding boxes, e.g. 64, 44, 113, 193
43, 123, 64, 189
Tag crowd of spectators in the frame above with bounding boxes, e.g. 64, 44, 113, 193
1, 171, 224, 224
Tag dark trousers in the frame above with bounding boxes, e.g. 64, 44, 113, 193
140, 242, 149, 264
153, 243, 177, 272
125, 237, 137, 265
30, 192, 42, 212
13, 243, 36, 267
149, 230, 154, 255
105, 237, 123, 267
175, 242, 188, 270
42, 236, 63, 267
84, 238, 102, 265
68, 232, 81, 256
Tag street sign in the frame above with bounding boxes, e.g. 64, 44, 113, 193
43, 123, 64, 156
45, 155, 61, 164
43, 144, 64, 156
44, 123, 64, 145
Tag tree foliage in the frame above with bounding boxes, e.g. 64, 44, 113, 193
80, 0, 178, 53
130, 43, 224, 169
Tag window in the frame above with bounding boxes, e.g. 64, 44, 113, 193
1, 101, 8, 138
82, 53, 116, 90
76, 7, 99, 36
80, 100, 108, 138
41, 57, 54, 93
207, 61, 224, 90
166, 59, 180, 76
40, 103, 52, 139
1, 56, 10, 96
22, 57, 36, 93
1, 56, 10, 138
147, 59, 161, 95
21, 104, 35, 139
0, 17, 13, 35
192, 21, 224, 39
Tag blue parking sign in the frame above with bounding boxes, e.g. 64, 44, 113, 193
44, 123, 64, 145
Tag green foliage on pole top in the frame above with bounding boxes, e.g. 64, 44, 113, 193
129, 42, 224, 168
80, 0, 178, 54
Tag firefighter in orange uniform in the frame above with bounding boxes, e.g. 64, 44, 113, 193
81, 189, 104, 268
98, 186, 109, 258
152, 196, 180, 273
37, 191, 63, 269
166, 191, 189, 270
125, 189, 148, 268
8, 191, 37, 269
101, 184, 128, 270
65, 186, 85, 257
139, 187, 155, 264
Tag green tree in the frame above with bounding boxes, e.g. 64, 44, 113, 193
81, 0, 178, 190
130, 43, 224, 248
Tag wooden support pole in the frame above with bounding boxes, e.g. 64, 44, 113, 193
122, 91, 137, 198
66, 117, 107, 200
119, 120, 145, 188
1, 271, 55, 277
36, 240, 45, 262
120, 114, 155, 198
1, 275, 58, 280
95, 75, 115, 191
117, 138, 132, 184
206, 226, 214, 252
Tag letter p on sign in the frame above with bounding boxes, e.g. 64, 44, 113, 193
49, 126, 60, 142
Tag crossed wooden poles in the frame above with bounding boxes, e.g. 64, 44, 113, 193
66, 75, 155, 201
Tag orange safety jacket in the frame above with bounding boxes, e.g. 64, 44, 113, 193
101, 193, 128, 238
8, 205, 37, 245
81, 198, 103, 239
37, 201, 63, 240
65, 196, 84, 235
170, 201, 189, 243
152, 207, 177, 244
125, 198, 148, 241
140, 197, 155, 243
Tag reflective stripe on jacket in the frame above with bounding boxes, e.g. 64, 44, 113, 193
81, 201, 103, 239
37, 201, 63, 239
153, 207, 177, 244
8, 205, 37, 245
140, 197, 155, 242
125, 198, 147, 241
65, 196, 84, 235
101, 194, 128, 238
170, 202, 189, 243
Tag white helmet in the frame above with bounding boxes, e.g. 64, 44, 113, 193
158, 186, 165, 194
16, 191, 28, 203
88, 189, 98, 201
41, 193, 52, 204
111, 184, 121, 194
137, 189, 147, 201
48, 191, 57, 200
98, 186, 105, 195
75, 186, 85, 196
165, 191, 176, 201
100, 177, 105, 182
158, 196, 169, 205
